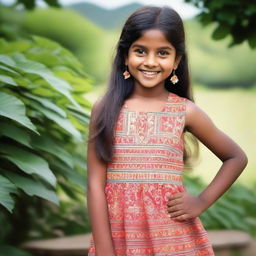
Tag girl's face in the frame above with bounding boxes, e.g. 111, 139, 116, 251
125, 29, 181, 90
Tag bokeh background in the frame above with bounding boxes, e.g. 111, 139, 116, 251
0, 0, 255, 255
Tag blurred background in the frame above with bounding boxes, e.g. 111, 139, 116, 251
0, 0, 255, 255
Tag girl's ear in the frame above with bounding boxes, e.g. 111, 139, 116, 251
174, 55, 182, 69
125, 56, 128, 66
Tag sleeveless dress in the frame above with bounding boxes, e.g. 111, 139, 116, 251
88, 92, 214, 256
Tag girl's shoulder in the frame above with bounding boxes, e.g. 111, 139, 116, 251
184, 98, 214, 131
168, 92, 198, 114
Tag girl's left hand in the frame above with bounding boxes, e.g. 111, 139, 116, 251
167, 192, 206, 221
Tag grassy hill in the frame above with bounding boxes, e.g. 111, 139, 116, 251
67, 2, 143, 30
192, 87, 255, 187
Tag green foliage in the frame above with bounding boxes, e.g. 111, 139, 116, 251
21, 8, 109, 83
184, 174, 256, 236
185, 19, 256, 88
12, 0, 60, 10
185, 0, 256, 48
0, 245, 31, 256
0, 35, 91, 252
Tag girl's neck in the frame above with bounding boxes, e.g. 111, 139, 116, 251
130, 84, 169, 100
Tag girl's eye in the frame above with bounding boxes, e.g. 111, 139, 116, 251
158, 50, 169, 56
135, 49, 146, 55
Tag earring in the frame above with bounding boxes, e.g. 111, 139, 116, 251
170, 69, 179, 84
123, 66, 131, 79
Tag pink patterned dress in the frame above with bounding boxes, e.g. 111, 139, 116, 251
88, 92, 214, 256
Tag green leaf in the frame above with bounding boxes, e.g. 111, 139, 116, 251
31, 36, 85, 74
245, 6, 256, 16
0, 54, 16, 67
207, 208, 228, 228
248, 33, 256, 48
198, 13, 213, 26
68, 105, 90, 124
52, 160, 85, 189
31, 101, 82, 141
22, 92, 67, 117
58, 181, 80, 199
31, 135, 74, 168
0, 174, 17, 213
212, 24, 231, 40
11, 53, 82, 110
17, 0, 36, 10
3, 171, 59, 205
216, 11, 236, 25
217, 199, 245, 215
0, 121, 32, 148
43, 0, 61, 8
0, 144, 56, 187
0, 245, 32, 256
208, 1, 224, 9
0, 64, 19, 75
0, 92, 38, 134
0, 74, 18, 86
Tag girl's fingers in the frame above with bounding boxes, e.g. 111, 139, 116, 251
168, 210, 184, 218
167, 198, 182, 207
171, 193, 183, 199
171, 214, 190, 222
167, 205, 182, 213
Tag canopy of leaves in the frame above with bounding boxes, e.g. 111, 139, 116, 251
13, 0, 60, 10
185, 0, 256, 48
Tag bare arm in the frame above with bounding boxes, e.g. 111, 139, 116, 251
167, 99, 248, 220
87, 103, 116, 256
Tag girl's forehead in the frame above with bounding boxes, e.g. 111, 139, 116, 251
131, 29, 174, 49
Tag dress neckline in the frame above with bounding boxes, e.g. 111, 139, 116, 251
121, 92, 174, 114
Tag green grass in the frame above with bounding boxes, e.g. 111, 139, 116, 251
191, 87, 256, 187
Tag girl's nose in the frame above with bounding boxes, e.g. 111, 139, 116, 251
144, 53, 158, 67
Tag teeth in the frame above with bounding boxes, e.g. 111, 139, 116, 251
141, 71, 159, 75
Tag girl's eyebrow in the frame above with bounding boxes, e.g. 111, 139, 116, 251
131, 44, 173, 50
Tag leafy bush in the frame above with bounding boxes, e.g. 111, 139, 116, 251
0, 35, 91, 253
21, 7, 109, 83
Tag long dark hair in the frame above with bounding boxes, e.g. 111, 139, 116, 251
90, 6, 198, 164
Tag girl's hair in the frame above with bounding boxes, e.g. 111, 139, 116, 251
90, 5, 198, 165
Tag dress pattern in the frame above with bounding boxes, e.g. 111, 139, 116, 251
88, 92, 214, 256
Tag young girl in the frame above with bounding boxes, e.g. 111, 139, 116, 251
87, 6, 248, 256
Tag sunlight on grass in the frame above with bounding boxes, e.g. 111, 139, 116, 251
192, 87, 256, 186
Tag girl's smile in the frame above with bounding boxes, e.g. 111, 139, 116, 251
125, 29, 181, 90
140, 69, 161, 78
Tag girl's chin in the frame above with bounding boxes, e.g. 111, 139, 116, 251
135, 81, 164, 89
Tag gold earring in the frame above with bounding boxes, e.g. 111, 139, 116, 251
123, 66, 131, 79
170, 69, 179, 84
